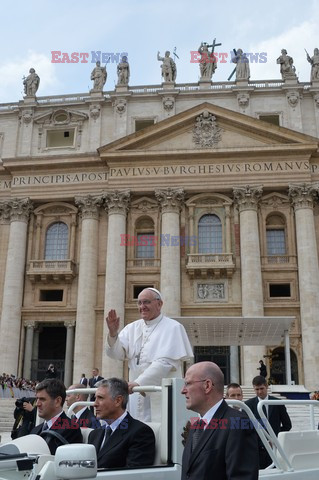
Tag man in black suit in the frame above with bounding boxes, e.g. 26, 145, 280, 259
30, 378, 82, 454
88, 368, 104, 406
181, 361, 258, 480
245, 375, 292, 469
66, 383, 99, 428
80, 374, 88, 386
88, 377, 155, 468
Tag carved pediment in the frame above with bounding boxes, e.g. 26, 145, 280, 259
131, 196, 158, 212
261, 192, 290, 208
34, 108, 88, 125
99, 102, 319, 158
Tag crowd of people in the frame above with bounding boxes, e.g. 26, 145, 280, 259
0, 373, 36, 399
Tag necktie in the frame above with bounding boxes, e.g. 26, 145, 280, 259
42, 422, 49, 432
99, 426, 112, 451
262, 404, 268, 418
191, 419, 205, 451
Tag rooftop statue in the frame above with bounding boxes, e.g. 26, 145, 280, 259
23, 68, 40, 97
306, 48, 319, 82
90, 61, 107, 91
157, 50, 177, 83
197, 38, 221, 80
117, 55, 130, 86
276, 49, 296, 80
231, 48, 250, 80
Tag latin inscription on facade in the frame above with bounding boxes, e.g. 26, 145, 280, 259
0, 172, 108, 190
0, 160, 317, 190
109, 161, 313, 178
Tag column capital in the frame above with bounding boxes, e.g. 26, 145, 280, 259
155, 187, 185, 213
23, 320, 35, 328
233, 185, 263, 212
2, 198, 33, 223
64, 320, 75, 328
75, 194, 103, 220
104, 190, 130, 215
288, 183, 318, 210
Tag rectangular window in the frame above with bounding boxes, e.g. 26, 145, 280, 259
266, 229, 286, 255
133, 285, 155, 299
39, 290, 64, 302
269, 284, 291, 297
259, 115, 280, 126
136, 233, 155, 258
135, 119, 155, 132
46, 129, 75, 148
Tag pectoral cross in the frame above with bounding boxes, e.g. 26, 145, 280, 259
135, 352, 141, 365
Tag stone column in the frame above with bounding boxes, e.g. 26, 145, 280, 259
34, 213, 43, 259
64, 321, 75, 387
155, 188, 185, 316
23, 321, 35, 379
0, 198, 33, 375
289, 183, 319, 390
225, 206, 231, 253
18, 107, 34, 156
230, 345, 240, 383
0, 203, 11, 312
73, 195, 103, 382
284, 89, 303, 132
112, 96, 130, 139
233, 186, 265, 384
69, 213, 77, 260
188, 205, 195, 255
102, 191, 130, 377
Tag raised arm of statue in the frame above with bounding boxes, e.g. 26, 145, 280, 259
157, 51, 164, 62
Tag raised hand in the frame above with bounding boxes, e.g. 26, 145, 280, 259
106, 309, 120, 337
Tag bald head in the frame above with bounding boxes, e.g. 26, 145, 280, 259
189, 362, 224, 395
66, 383, 89, 411
182, 361, 225, 416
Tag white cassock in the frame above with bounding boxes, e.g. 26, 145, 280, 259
106, 313, 193, 421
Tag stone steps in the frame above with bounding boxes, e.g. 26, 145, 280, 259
0, 399, 15, 432
228, 386, 319, 432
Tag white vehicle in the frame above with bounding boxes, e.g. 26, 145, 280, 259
0, 379, 319, 479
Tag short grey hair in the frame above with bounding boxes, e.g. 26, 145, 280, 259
96, 377, 129, 408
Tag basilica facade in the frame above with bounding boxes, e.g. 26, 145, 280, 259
0, 67, 319, 389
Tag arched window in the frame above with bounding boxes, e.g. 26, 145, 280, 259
198, 214, 222, 254
45, 222, 69, 260
135, 217, 155, 258
266, 214, 287, 255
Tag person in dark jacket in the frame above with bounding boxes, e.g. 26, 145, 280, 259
181, 362, 259, 480
66, 383, 99, 428
11, 397, 36, 439
45, 364, 58, 379
30, 378, 82, 454
88, 378, 155, 469
245, 375, 292, 469
257, 360, 267, 378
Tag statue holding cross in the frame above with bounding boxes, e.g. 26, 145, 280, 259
198, 38, 222, 80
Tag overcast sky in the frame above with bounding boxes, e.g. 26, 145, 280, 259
0, 0, 318, 103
